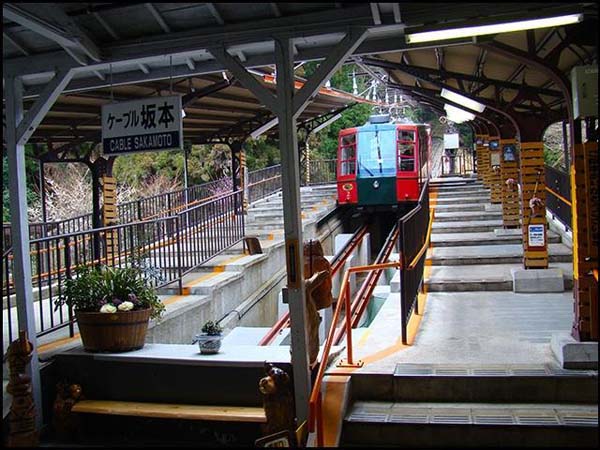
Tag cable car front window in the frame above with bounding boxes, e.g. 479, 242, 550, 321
357, 129, 396, 177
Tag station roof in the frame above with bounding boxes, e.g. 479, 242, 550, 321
3, 2, 598, 148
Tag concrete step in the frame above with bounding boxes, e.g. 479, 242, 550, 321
431, 184, 485, 192
349, 364, 597, 404
432, 204, 486, 212
430, 230, 561, 247
434, 190, 491, 199
341, 401, 598, 448
158, 270, 243, 296
434, 211, 502, 222
431, 219, 504, 233
428, 243, 572, 266
424, 262, 574, 292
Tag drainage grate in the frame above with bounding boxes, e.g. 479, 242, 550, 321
347, 412, 388, 423
511, 368, 549, 376
472, 368, 510, 376
516, 415, 560, 426
431, 414, 472, 424
561, 415, 598, 426
434, 368, 470, 376
389, 414, 429, 424
473, 415, 515, 425
394, 365, 433, 375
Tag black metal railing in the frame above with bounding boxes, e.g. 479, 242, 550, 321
441, 151, 474, 176
2, 190, 245, 353
544, 164, 571, 230
398, 180, 430, 344
303, 159, 337, 186
247, 164, 282, 203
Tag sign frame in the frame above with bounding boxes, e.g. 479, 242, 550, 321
101, 95, 183, 155
528, 224, 546, 248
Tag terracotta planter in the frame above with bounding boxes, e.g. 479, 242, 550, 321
75, 308, 151, 353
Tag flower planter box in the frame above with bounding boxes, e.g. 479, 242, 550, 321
75, 308, 151, 353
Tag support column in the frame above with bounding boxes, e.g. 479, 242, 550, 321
475, 134, 484, 181
500, 139, 520, 228
274, 36, 311, 424
5, 74, 43, 430
570, 119, 598, 341
520, 142, 548, 269
240, 145, 249, 212
489, 137, 502, 204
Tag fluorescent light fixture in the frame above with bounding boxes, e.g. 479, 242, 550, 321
312, 113, 342, 134
441, 88, 485, 113
181, 109, 186, 118
250, 118, 278, 139
406, 13, 583, 44
444, 104, 475, 123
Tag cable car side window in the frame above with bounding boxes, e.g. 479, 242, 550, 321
397, 129, 416, 172
339, 133, 356, 176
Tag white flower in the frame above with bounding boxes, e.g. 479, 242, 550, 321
100, 304, 117, 313
117, 301, 134, 312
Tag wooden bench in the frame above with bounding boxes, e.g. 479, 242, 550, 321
72, 400, 266, 423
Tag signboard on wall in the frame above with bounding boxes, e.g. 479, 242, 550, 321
101, 95, 183, 155
528, 224, 545, 247
503, 144, 517, 162
444, 133, 459, 149
490, 151, 501, 167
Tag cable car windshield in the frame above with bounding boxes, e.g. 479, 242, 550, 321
357, 129, 396, 177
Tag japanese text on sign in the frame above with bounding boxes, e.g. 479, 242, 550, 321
102, 96, 183, 155
528, 224, 545, 247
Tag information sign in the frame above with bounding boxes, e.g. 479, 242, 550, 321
528, 224, 545, 247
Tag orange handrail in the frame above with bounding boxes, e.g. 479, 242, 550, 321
308, 259, 403, 446
545, 186, 572, 207
257, 225, 368, 346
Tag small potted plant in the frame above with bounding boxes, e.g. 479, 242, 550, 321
54, 264, 165, 353
194, 320, 223, 355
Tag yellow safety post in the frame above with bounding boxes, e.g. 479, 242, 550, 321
570, 140, 598, 341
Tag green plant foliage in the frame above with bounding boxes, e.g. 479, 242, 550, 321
55, 264, 165, 321
3, 145, 40, 222
201, 320, 223, 335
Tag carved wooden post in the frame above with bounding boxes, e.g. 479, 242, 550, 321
500, 139, 520, 228
6, 331, 39, 447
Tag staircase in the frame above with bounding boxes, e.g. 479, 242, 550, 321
339, 177, 598, 447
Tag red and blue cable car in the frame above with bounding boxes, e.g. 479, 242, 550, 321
337, 115, 431, 207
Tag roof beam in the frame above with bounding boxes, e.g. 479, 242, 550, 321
206, 3, 225, 25
270, 3, 281, 18
3, 3, 100, 63
370, 3, 381, 25
3, 30, 30, 56
93, 12, 119, 40
392, 3, 401, 23
17, 68, 75, 145
360, 57, 563, 97
145, 3, 170, 33
209, 46, 279, 113
293, 27, 368, 117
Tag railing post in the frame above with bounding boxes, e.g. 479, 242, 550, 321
399, 220, 408, 345
63, 235, 75, 337
344, 280, 354, 365
175, 215, 184, 295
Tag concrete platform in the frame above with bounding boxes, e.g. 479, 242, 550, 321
425, 262, 573, 291
428, 243, 572, 265
430, 230, 561, 247
551, 332, 599, 370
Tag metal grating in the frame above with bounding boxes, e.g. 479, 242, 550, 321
473, 415, 516, 425
472, 368, 510, 376
394, 365, 433, 375
347, 412, 389, 423
434, 368, 470, 376
516, 415, 560, 426
389, 414, 429, 424
511, 368, 550, 376
560, 415, 598, 426
431, 414, 472, 424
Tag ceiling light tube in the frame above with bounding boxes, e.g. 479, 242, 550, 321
444, 104, 475, 122
250, 118, 278, 139
406, 13, 583, 44
441, 88, 486, 113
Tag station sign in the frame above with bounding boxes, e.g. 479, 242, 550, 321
443, 133, 459, 149
101, 95, 183, 155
